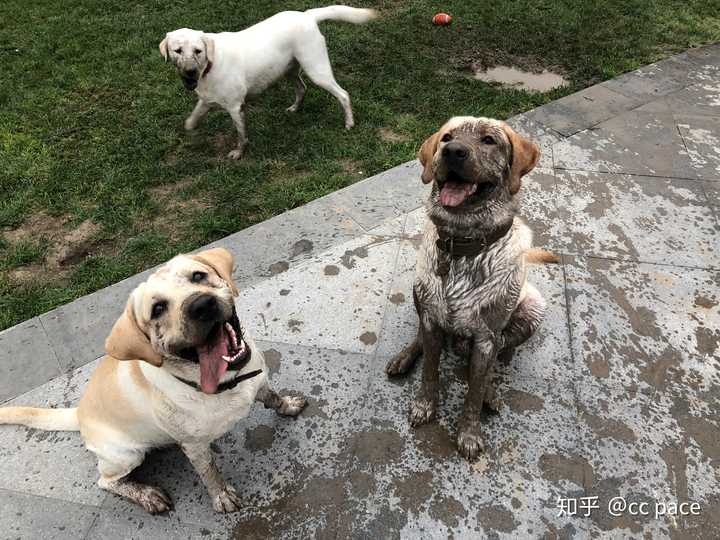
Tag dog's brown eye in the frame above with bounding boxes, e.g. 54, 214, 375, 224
174, 48, 182, 54
482, 136, 496, 145
191, 271, 207, 283
194, 48, 202, 55
441, 133, 452, 142
151, 301, 167, 319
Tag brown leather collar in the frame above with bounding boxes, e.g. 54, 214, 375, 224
435, 218, 514, 259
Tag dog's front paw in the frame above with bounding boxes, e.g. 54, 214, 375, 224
212, 485, 242, 513
457, 422, 485, 461
409, 396, 437, 427
278, 394, 307, 417
138, 485, 174, 515
184, 118, 197, 131
227, 148, 244, 160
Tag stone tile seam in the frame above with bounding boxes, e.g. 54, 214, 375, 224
0, 353, 105, 406
569, 252, 720, 273
38, 315, 65, 376
552, 165, 720, 185
0, 485, 103, 509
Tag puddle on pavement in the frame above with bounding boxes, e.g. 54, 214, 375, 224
474, 65, 568, 92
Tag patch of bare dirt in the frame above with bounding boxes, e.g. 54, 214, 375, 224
339, 159, 365, 178
211, 132, 235, 156
1, 212, 69, 244
2, 212, 107, 285
148, 178, 209, 242
378, 127, 410, 143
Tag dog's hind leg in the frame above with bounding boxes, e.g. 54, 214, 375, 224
256, 384, 307, 417
96, 453, 173, 515
227, 105, 248, 160
182, 443, 241, 513
501, 283, 546, 352
386, 287, 424, 376
294, 35, 354, 129
285, 62, 307, 113
184, 98, 211, 131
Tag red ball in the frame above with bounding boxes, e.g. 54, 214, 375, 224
432, 13, 453, 26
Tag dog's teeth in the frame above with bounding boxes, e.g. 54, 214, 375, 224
224, 322, 239, 348
222, 355, 233, 363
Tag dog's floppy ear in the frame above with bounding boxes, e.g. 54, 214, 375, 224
105, 292, 163, 366
418, 130, 442, 184
502, 124, 540, 195
201, 34, 215, 64
159, 35, 169, 62
189, 248, 238, 297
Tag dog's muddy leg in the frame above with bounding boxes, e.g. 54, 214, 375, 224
386, 328, 422, 376
97, 457, 173, 515
457, 333, 497, 461
181, 443, 241, 513
285, 62, 306, 113
184, 98, 211, 131
255, 384, 307, 417
409, 315, 443, 427
227, 105, 247, 160
501, 283, 546, 351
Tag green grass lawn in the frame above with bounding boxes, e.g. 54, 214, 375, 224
1, 0, 719, 330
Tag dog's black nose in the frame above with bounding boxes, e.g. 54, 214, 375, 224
183, 68, 198, 79
187, 294, 220, 322
442, 142, 469, 162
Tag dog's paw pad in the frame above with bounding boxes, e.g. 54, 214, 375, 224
278, 394, 307, 417
457, 429, 485, 461
213, 485, 242, 513
227, 149, 244, 160
139, 486, 173, 515
409, 398, 436, 427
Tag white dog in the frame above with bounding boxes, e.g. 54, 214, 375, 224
0, 248, 306, 514
160, 6, 377, 159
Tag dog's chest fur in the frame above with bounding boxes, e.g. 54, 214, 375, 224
414, 221, 527, 336
139, 347, 267, 444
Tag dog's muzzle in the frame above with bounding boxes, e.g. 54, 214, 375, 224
180, 69, 199, 91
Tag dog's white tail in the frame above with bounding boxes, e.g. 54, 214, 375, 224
0, 407, 80, 431
305, 5, 378, 24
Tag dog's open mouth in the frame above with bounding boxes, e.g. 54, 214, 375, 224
177, 311, 251, 394
181, 76, 198, 91
438, 171, 496, 208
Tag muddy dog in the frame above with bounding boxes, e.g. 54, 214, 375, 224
385, 116, 557, 460
0, 248, 306, 513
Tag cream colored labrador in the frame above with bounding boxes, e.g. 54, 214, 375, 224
160, 5, 377, 159
0, 248, 306, 514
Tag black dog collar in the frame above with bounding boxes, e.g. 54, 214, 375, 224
435, 218, 514, 276
174, 368, 263, 394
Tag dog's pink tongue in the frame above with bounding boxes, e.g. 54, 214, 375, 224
198, 328, 231, 394
440, 181, 476, 207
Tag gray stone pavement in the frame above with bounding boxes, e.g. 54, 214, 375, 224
1, 44, 720, 538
